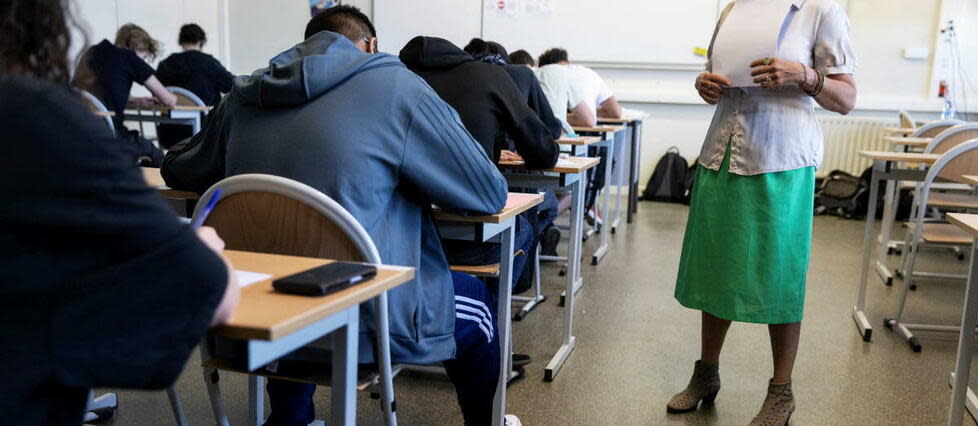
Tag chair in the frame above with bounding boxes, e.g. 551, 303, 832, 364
77, 89, 115, 136
898, 110, 916, 130
186, 174, 397, 426
884, 138, 978, 352
912, 119, 963, 138
166, 86, 207, 109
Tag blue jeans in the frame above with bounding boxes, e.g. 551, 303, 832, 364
264, 272, 500, 426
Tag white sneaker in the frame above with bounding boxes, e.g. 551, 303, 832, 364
505, 414, 523, 426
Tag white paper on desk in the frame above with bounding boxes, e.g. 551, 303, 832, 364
710, 0, 794, 87
235, 270, 272, 288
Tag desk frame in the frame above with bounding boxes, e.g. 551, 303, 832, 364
572, 128, 621, 266
500, 170, 587, 381
124, 106, 203, 136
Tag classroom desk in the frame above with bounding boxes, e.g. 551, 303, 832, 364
946, 212, 978, 426
204, 250, 413, 426
498, 156, 599, 381
434, 192, 542, 426
571, 125, 624, 264
599, 117, 646, 224
141, 167, 202, 200
884, 127, 918, 137
124, 104, 211, 135
885, 136, 933, 149
852, 151, 940, 342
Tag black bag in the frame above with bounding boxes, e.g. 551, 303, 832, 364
814, 170, 865, 218
851, 166, 914, 220
640, 146, 690, 203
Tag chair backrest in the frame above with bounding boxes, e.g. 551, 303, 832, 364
912, 119, 963, 138
166, 86, 207, 108
191, 174, 381, 264
77, 89, 115, 135
924, 123, 978, 155
899, 110, 916, 129
912, 139, 978, 237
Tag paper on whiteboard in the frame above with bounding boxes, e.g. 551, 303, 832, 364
236, 270, 272, 288
710, 0, 793, 87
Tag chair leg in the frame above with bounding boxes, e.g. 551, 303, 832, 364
374, 292, 398, 426
203, 367, 231, 426
166, 386, 188, 426
895, 240, 923, 323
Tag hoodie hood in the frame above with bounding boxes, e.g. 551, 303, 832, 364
398, 36, 474, 70
233, 31, 403, 108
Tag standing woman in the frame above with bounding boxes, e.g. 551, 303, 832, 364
668, 0, 857, 424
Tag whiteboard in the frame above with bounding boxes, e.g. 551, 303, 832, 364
483, 0, 721, 67
374, 0, 484, 55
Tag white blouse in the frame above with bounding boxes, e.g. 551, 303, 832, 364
700, 0, 857, 175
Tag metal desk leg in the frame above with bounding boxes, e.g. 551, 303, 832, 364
547, 177, 583, 381
331, 306, 360, 426
513, 246, 546, 321
853, 160, 883, 342
629, 121, 643, 218
248, 375, 265, 425
948, 240, 978, 426
166, 386, 188, 426
493, 223, 516, 426
593, 137, 615, 265
611, 131, 625, 234
875, 179, 898, 286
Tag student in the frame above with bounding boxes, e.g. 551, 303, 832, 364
156, 23, 234, 148
539, 47, 623, 221
0, 1, 239, 424
73, 24, 177, 165
162, 6, 522, 426
462, 38, 564, 270
508, 50, 536, 68
399, 36, 556, 299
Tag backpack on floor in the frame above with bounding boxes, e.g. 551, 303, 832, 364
640, 146, 690, 203
851, 166, 914, 220
814, 170, 865, 218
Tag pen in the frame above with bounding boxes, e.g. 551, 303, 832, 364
190, 188, 222, 229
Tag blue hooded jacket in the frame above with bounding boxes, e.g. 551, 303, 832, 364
162, 31, 508, 364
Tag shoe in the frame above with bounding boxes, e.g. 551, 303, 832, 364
749, 380, 795, 426
666, 360, 721, 414
505, 414, 522, 426
541, 226, 560, 256
513, 353, 532, 367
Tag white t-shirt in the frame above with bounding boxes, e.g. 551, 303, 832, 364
566, 64, 614, 114
536, 64, 615, 132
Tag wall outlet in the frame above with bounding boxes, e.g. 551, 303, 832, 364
903, 47, 930, 60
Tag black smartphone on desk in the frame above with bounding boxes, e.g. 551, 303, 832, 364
272, 262, 377, 296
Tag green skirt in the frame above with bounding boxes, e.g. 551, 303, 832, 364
674, 147, 815, 324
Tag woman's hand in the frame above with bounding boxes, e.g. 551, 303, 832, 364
750, 57, 807, 89
499, 150, 524, 162
695, 73, 731, 105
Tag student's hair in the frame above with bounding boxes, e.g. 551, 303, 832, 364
178, 23, 207, 46
115, 23, 161, 60
304, 5, 376, 42
508, 50, 536, 67
538, 48, 569, 67
0, 0, 81, 83
464, 39, 509, 62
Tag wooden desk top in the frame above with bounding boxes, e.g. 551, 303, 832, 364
499, 156, 601, 173
961, 175, 978, 186
857, 151, 940, 164
884, 136, 933, 147
947, 213, 978, 240
597, 117, 640, 124
557, 136, 602, 145
141, 167, 202, 200
884, 127, 917, 135
572, 125, 626, 133
93, 111, 115, 117
433, 193, 543, 224
126, 104, 212, 112
213, 251, 413, 341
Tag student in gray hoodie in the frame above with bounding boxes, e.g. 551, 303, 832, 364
162, 7, 521, 426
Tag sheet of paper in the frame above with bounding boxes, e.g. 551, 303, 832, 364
710, 0, 794, 87
235, 270, 272, 288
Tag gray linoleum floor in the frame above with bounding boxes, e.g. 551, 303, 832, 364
99, 201, 978, 425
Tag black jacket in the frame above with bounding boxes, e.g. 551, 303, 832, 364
500, 64, 563, 140
0, 76, 226, 425
399, 36, 558, 169
156, 50, 234, 106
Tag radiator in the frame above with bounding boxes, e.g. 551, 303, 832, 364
817, 116, 896, 177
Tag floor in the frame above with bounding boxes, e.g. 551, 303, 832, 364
100, 201, 978, 425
